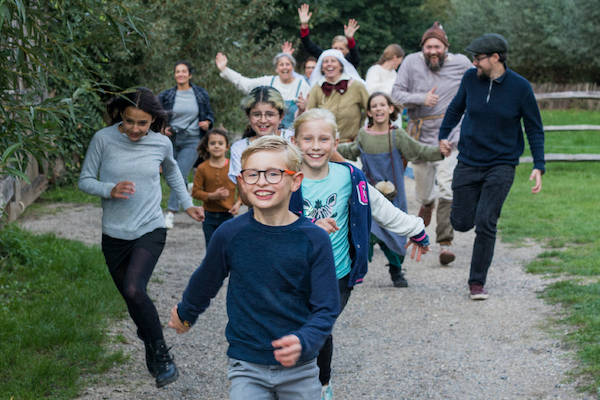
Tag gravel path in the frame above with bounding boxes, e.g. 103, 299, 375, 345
19, 179, 589, 399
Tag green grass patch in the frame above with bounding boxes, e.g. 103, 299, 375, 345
0, 225, 126, 399
499, 109, 600, 392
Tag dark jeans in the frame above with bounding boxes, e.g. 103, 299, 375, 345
317, 273, 352, 385
101, 228, 167, 344
451, 162, 515, 286
202, 211, 234, 246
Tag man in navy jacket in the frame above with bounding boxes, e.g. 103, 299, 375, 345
438, 33, 545, 300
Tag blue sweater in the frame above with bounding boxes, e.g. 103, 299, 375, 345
439, 68, 545, 172
290, 162, 372, 288
177, 211, 340, 365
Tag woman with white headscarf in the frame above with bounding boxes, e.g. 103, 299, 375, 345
306, 49, 369, 142
215, 51, 310, 128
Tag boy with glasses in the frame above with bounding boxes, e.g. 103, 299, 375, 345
169, 136, 340, 399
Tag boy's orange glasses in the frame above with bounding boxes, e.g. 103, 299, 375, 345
239, 169, 296, 184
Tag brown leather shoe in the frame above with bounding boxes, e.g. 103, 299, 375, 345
439, 242, 455, 265
418, 202, 435, 227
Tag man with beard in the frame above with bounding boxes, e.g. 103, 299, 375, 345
392, 22, 471, 266
438, 33, 545, 300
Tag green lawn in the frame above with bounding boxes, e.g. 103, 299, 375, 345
0, 225, 126, 399
499, 108, 600, 392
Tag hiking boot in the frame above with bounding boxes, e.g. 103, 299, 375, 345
388, 265, 408, 288
137, 330, 157, 377
439, 242, 455, 266
153, 340, 179, 388
164, 211, 175, 229
418, 202, 435, 227
469, 284, 489, 300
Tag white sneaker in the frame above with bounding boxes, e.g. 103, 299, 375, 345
164, 211, 174, 229
321, 384, 333, 400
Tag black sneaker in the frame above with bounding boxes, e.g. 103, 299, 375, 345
153, 340, 179, 388
388, 265, 408, 288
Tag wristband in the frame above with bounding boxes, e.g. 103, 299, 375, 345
410, 230, 430, 247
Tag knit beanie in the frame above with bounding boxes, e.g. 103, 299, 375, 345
421, 22, 449, 47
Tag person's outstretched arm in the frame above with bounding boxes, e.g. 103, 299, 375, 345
298, 3, 323, 58
215, 52, 270, 94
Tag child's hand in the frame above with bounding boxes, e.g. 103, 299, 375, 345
405, 230, 430, 262
210, 186, 230, 200
186, 206, 205, 222
315, 218, 339, 234
439, 139, 451, 157
228, 201, 241, 215
405, 241, 429, 262
168, 305, 190, 334
272, 335, 302, 367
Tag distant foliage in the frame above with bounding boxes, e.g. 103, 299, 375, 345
445, 0, 600, 83
0, 0, 147, 182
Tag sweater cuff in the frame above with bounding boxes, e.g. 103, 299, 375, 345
300, 27, 309, 38
347, 37, 356, 49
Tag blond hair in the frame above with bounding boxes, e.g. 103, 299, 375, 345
293, 108, 339, 140
377, 44, 405, 65
241, 136, 303, 171
331, 35, 348, 47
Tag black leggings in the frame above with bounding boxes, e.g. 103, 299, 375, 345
317, 274, 353, 385
101, 228, 167, 344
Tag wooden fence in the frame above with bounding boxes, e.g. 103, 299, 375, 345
520, 89, 600, 163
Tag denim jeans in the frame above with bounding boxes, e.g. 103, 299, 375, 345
202, 211, 233, 246
451, 162, 515, 286
167, 134, 201, 211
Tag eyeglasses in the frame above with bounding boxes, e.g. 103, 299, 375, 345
249, 111, 279, 120
239, 168, 296, 184
472, 54, 490, 63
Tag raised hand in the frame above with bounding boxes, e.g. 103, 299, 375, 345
296, 92, 307, 113
424, 86, 439, 107
281, 41, 295, 55
298, 3, 312, 28
215, 52, 228, 72
344, 18, 360, 38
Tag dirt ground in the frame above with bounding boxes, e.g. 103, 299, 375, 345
18, 178, 590, 399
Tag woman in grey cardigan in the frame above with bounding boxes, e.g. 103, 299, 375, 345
78, 87, 204, 388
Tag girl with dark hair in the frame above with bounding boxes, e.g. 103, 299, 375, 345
336, 91, 443, 287
192, 128, 241, 246
79, 87, 205, 388
227, 86, 289, 183
159, 60, 215, 229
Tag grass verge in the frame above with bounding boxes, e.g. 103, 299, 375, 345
499, 109, 600, 392
0, 225, 126, 399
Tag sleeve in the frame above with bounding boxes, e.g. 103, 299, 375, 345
306, 85, 320, 109
177, 229, 230, 325
391, 60, 427, 108
228, 140, 244, 183
347, 39, 360, 68
365, 66, 382, 94
337, 141, 360, 161
299, 28, 323, 59
78, 133, 115, 199
162, 140, 194, 210
197, 87, 215, 128
368, 183, 425, 237
394, 128, 444, 161
191, 164, 210, 202
291, 230, 340, 359
521, 84, 545, 172
219, 67, 271, 94
439, 74, 468, 141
